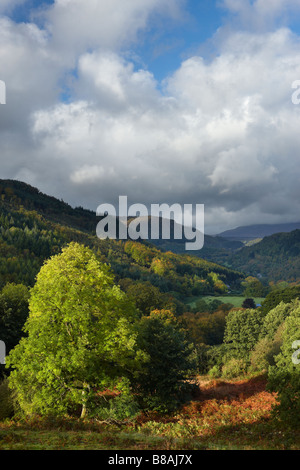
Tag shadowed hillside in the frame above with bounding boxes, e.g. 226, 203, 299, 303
225, 230, 300, 283
0, 179, 244, 299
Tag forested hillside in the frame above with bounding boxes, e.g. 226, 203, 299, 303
0, 180, 244, 301
225, 230, 300, 283
3, 179, 298, 285
0, 179, 96, 233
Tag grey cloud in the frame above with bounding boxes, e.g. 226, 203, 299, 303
1, 1, 300, 234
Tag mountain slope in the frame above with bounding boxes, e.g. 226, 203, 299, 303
225, 229, 300, 283
218, 222, 300, 241
0, 179, 244, 301
0, 179, 96, 233
126, 215, 243, 259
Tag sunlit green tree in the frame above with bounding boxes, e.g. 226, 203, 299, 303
7, 243, 143, 418
267, 300, 300, 426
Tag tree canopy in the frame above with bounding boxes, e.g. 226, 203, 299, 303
267, 299, 300, 426
6, 243, 143, 418
133, 309, 196, 412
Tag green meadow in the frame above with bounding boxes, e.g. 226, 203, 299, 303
187, 295, 265, 309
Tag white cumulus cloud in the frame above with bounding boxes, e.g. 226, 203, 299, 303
1, 0, 300, 233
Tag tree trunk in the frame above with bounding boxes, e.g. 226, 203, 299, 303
80, 400, 87, 419
80, 385, 88, 419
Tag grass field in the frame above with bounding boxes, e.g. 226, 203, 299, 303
187, 296, 265, 309
0, 373, 299, 450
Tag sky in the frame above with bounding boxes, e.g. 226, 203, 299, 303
1, 0, 300, 235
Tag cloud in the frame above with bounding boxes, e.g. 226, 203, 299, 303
0, 0, 27, 15
1, 0, 300, 234
28, 27, 300, 232
220, 0, 300, 31
76, 51, 159, 111
43, 0, 184, 58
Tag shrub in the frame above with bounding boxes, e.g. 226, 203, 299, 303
250, 326, 283, 372
221, 358, 248, 379
207, 365, 221, 379
0, 378, 14, 420
206, 343, 229, 370
89, 393, 140, 423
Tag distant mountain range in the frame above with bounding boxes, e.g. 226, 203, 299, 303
0, 178, 299, 284
217, 222, 300, 242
